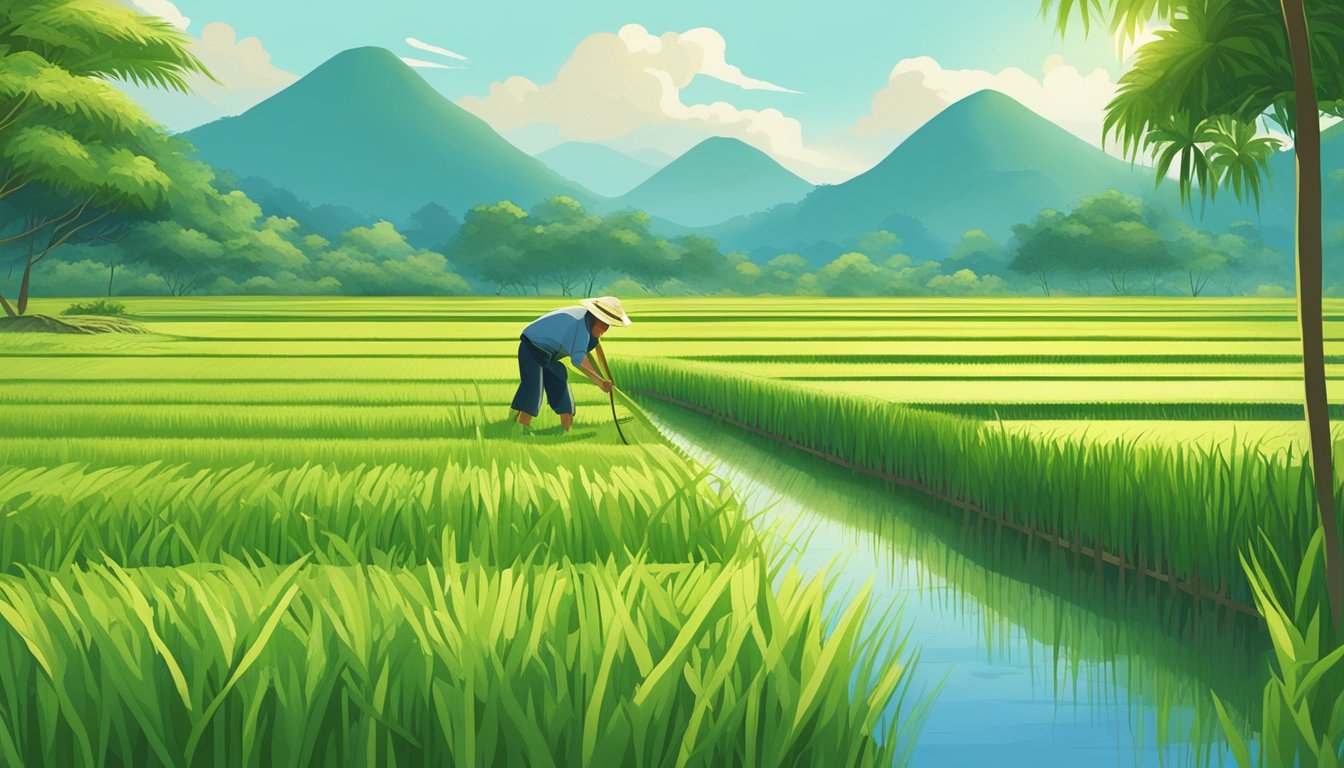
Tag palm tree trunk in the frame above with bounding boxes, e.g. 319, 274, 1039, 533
1282, 0, 1344, 628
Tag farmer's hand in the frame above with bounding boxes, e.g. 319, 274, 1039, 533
599, 379, 613, 394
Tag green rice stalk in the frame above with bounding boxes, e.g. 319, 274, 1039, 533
0, 559, 924, 767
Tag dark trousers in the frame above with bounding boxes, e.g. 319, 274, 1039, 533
511, 337, 574, 417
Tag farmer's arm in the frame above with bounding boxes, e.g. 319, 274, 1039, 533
577, 356, 612, 392
592, 343, 612, 388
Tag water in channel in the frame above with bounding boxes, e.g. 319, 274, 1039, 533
641, 400, 1269, 767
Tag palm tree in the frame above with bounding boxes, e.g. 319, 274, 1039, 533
0, 0, 209, 315
1038, 0, 1344, 626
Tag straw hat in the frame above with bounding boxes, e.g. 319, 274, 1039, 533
580, 296, 632, 326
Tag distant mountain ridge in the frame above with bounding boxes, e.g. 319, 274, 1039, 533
709, 90, 1181, 257
183, 47, 589, 220
709, 92, 1344, 263
606, 137, 814, 228
536, 142, 659, 198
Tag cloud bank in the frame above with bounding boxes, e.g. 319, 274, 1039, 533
848, 55, 1117, 149
117, 0, 297, 132
458, 24, 847, 183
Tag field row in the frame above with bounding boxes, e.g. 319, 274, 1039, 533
621, 359, 1322, 607
0, 457, 747, 570
14, 337, 1344, 359
0, 558, 913, 767
0, 301, 928, 767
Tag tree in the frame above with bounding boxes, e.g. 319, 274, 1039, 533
604, 210, 678, 294
401, 202, 459, 251
944, 230, 1008, 276
0, 0, 208, 315
674, 235, 727, 293
1040, 0, 1344, 624
851, 230, 903, 259
126, 221, 221, 295
1169, 228, 1225, 296
817, 252, 885, 296
762, 253, 810, 295
452, 201, 532, 294
531, 196, 601, 296
315, 221, 468, 296
1007, 209, 1085, 296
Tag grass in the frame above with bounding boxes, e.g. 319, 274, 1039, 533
907, 402, 1344, 421
0, 298, 930, 767
0, 436, 657, 468
621, 358, 1331, 608
688, 353, 1344, 365
0, 381, 601, 406
1214, 529, 1344, 767
0, 457, 751, 571
0, 559, 922, 767
13, 294, 1344, 764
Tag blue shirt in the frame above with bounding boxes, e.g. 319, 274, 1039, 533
522, 307, 597, 367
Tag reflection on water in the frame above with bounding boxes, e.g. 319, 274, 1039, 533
643, 401, 1268, 767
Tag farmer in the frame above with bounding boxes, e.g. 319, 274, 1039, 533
511, 296, 632, 433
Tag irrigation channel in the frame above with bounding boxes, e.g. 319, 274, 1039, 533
638, 398, 1271, 767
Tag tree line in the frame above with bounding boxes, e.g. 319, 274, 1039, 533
0, 1, 1307, 306
1006, 191, 1286, 297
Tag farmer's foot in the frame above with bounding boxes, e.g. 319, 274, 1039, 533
511, 411, 534, 437
560, 413, 573, 433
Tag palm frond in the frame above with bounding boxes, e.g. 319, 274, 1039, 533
1039, 0, 1183, 40
1204, 115, 1282, 208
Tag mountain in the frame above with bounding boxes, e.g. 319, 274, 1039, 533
710, 90, 1180, 257
183, 47, 589, 220
608, 137, 815, 228
536, 142, 659, 198
628, 147, 674, 167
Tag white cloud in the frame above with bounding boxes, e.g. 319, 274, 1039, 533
848, 55, 1117, 151
400, 57, 460, 70
406, 37, 470, 62
126, 0, 190, 30
117, 20, 297, 132
458, 24, 848, 182
645, 27, 801, 94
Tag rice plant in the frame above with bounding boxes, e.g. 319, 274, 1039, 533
686, 353, 1341, 365
0, 381, 609, 407
0, 436, 657, 469
0, 456, 750, 570
1213, 528, 1344, 767
621, 359, 1332, 608
905, 402, 1344, 421
0, 559, 926, 768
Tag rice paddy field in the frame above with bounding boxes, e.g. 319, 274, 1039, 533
0, 296, 926, 767
4, 295, 1343, 765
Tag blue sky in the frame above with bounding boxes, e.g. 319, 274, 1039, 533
124, 0, 1132, 182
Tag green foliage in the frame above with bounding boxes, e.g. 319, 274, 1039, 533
60, 298, 124, 316
0, 458, 750, 570
1215, 528, 1344, 767
0, 559, 918, 767
0, 302, 929, 765
0, 0, 209, 313
621, 357, 1327, 608
1041, 0, 1344, 207
1009, 191, 1283, 296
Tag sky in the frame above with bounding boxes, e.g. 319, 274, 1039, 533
120, 0, 1139, 184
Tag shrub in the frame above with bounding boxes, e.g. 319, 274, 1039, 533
61, 299, 127, 316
